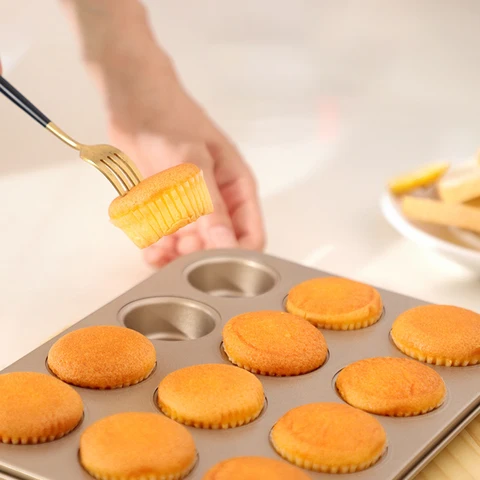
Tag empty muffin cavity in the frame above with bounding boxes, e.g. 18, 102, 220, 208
119, 297, 218, 341
186, 257, 278, 297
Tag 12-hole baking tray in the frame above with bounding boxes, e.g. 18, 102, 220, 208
0, 249, 478, 480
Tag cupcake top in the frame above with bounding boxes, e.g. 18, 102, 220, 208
223, 310, 328, 376
202, 456, 312, 480
80, 412, 196, 480
47, 325, 156, 389
286, 277, 383, 330
391, 305, 480, 366
336, 357, 446, 416
0, 372, 83, 444
271, 402, 387, 473
157, 363, 265, 429
109, 163, 201, 218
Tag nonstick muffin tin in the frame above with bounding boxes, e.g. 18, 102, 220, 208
0, 248, 478, 480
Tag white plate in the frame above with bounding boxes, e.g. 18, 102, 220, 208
380, 163, 480, 272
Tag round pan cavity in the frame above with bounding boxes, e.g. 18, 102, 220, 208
118, 297, 219, 341
185, 257, 278, 297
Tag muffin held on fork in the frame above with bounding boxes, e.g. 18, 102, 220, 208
0, 76, 214, 248
108, 163, 213, 248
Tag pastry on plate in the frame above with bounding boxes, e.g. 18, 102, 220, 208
202, 456, 312, 480
109, 163, 213, 248
47, 325, 156, 389
285, 277, 383, 330
401, 196, 480, 235
157, 363, 264, 429
79, 412, 196, 480
270, 402, 387, 473
223, 310, 328, 376
388, 161, 450, 195
336, 357, 446, 416
437, 163, 480, 204
0, 372, 83, 444
391, 304, 480, 366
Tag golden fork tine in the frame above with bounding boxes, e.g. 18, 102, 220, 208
0, 75, 142, 196
88, 160, 129, 195
103, 156, 137, 190
112, 152, 142, 185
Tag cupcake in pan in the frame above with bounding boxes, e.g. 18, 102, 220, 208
79, 412, 197, 480
47, 325, 156, 389
109, 163, 213, 248
271, 402, 387, 473
157, 363, 264, 429
222, 310, 328, 376
336, 357, 446, 416
391, 305, 480, 366
285, 277, 383, 330
202, 456, 312, 479
0, 372, 83, 445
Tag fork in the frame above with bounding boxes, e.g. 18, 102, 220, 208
0, 76, 143, 195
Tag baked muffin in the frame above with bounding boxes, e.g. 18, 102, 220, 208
202, 456, 312, 480
157, 364, 264, 429
109, 163, 213, 248
286, 277, 383, 330
222, 310, 328, 376
80, 412, 196, 480
391, 305, 480, 366
336, 357, 446, 416
47, 325, 156, 389
270, 402, 386, 473
0, 372, 83, 444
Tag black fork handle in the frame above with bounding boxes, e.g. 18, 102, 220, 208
0, 76, 51, 127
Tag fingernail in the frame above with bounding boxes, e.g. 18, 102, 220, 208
208, 225, 238, 248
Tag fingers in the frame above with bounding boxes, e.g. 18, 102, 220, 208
221, 174, 265, 251
198, 165, 239, 249
143, 235, 177, 267
175, 223, 203, 255
141, 141, 243, 268
209, 141, 266, 251
176, 233, 202, 255
170, 143, 239, 250
143, 224, 204, 268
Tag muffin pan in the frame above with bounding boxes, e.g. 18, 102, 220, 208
0, 248, 478, 480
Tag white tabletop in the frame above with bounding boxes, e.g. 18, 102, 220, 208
1, 0, 479, 370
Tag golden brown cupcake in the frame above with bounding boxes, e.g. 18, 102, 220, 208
109, 163, 213, 248
47, 325, 156, 389
286, 277, 383, 330
0, 372, 83, 444
391, 305, 480, 366
80, 412, 196, 480
336, 357, 446, 416
203, 456, 312, 480
222, 311, 328, 376
270, 402, 387, 473
157, 363, 264, 429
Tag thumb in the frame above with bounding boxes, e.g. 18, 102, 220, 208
198, 167, 238, 249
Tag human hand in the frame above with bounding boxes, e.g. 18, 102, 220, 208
60, 0, 265, 266
100, 54, 265, 267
